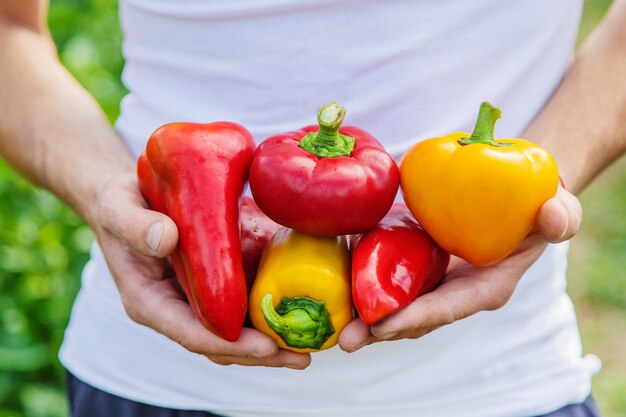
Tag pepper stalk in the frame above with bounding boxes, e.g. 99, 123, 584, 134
298, 102, 356, 157
261, 293, 335, 350
458, 101, 512, 147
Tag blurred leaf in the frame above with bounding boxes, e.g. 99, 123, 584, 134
70, 227, 94, 253
593, 369, 626, 417
19, 386, 67, 417
0, 374, 15, 403
0, 248, 41, 274
0, 410, 22, 417
573, 156, 626, 311
1, 308, 29, 338
0, 345, 48, 372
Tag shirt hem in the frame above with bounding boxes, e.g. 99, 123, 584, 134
59, 347, 592, 417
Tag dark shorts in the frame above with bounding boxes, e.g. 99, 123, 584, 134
66, 371, 602, 417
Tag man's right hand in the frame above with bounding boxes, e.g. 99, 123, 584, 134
90, 172, 312, 369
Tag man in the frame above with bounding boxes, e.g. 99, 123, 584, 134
1, 0, 624, 416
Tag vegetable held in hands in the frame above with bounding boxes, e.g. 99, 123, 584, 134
239, 196, 282, 290
352, 204, 450, 325
249, 229, 352, 352
137, 122, 255, 342
400, 102, 559, 266
250, 102, 400, 236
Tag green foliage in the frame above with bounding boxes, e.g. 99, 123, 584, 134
0, 162, 92, 416
574, 163, 626, 309
48, 0, 126, 122
0, 0, 121, 416
595, 371, 626, 417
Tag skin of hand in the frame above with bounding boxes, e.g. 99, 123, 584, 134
340, 0, 626, 352
92, 173, 312, 368
339, 186, 581, 352
2, 0, 624, 367
0, 1, 311, 370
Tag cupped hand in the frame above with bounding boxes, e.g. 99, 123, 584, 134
90, 172, 311, 369
339, 185, 582, 352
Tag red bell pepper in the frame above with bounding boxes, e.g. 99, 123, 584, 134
351, 204, 450, 325
249, 102, 400, 236
137, 122, 255, 342
239, 196, 282, 290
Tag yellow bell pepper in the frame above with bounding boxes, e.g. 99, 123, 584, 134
249, 229, 352, 353
400, 102, 559, 266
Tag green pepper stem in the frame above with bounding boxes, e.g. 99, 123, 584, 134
261, 293, 335, 350
458, 101, 512, 147
298, 102, 356, 157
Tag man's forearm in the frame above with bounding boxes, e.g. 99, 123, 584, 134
524, 0, 626, 194
0, 14, 134, 226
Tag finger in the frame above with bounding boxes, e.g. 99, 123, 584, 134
206, 349, 312, 369
147, 294, 279, 358
536, 186, 582, 243
134, 272, 304, 365
102, 236, 279, 359
96, 176, 178, 258
370, 267, 519, 341
338, 318, 377, 353
142, 287, 280, 358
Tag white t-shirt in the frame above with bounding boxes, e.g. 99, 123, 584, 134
60, 1, 600, 416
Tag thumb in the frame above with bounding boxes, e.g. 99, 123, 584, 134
536, 185, 582, 243
104, 204, 178, 258
95, 175, 179, 258
140, 211, 179, 258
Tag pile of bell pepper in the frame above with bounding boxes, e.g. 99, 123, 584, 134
137, 101, 559, 351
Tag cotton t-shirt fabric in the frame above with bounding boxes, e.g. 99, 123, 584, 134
65, 371, 604, 417
59, 1, 601, 416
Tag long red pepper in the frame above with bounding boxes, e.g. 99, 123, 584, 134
137, 122, 255, 342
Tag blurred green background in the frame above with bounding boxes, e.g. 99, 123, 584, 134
0, 0, 624, 416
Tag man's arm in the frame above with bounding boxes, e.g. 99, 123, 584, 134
0, 1, 310, 368
524, 0, 626, 195
0, 0, 133, 223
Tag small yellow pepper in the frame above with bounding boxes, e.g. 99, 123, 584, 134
249, 229, 352, 353
400, 102, 559, 266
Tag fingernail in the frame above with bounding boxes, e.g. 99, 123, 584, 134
346, 341, 368, 353
557, 201, 570, 240
147, 221, 165, 253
